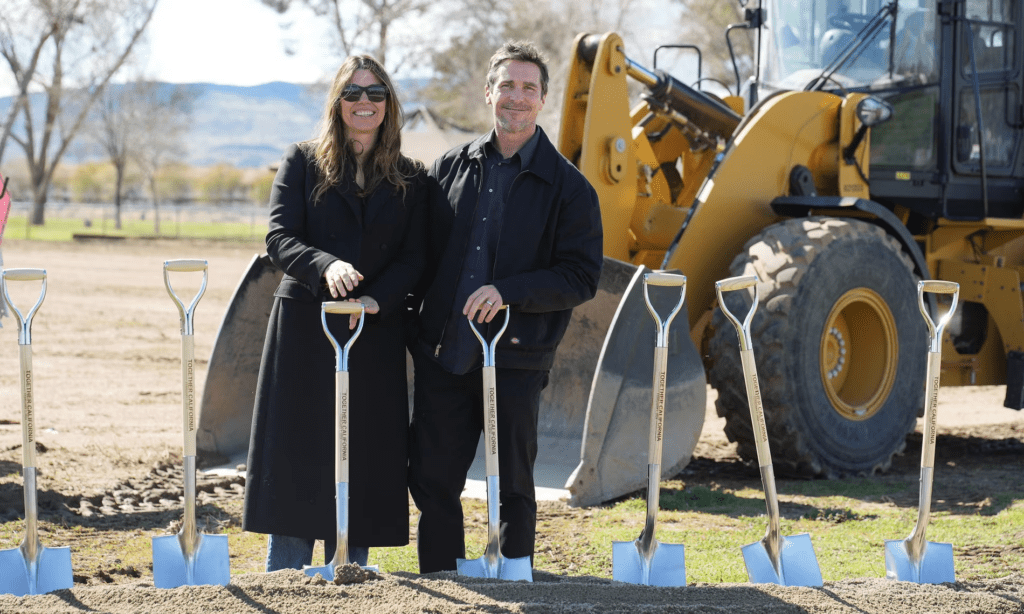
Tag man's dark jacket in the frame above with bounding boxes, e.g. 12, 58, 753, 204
417, 127, 603, 371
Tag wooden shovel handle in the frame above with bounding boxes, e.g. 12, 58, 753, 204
164, 259, 208, 272
181, 334, 197, 456
482, 366, 499, 477
3, 268, 46, 281
323, 301, 366, 315
920, 280, 958, 294
716, 274, 757, 293
644, 271, 686, 287
20, 345, 36, 469
336, 371, 350, 483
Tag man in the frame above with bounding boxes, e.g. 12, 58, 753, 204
409, 40, 603, 573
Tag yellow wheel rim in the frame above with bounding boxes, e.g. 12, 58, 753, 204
820, 288, 898, 421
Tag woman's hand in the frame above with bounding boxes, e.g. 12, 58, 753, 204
347, 296, 379, 329
324, 260, 364, 298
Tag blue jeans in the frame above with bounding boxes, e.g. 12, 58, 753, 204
266, 534, 370, 572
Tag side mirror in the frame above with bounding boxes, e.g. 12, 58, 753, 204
855, 96, 894, 128
844, 96, 894, 164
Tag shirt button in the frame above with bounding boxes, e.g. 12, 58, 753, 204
482, 217, 487, 221
470, 274, 475, 279
489, 189, 493, 192
476, 246, 481, 250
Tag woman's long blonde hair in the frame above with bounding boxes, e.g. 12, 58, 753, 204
309, 55, 420, 203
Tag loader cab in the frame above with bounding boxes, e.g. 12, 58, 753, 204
755, 0, 1024, 219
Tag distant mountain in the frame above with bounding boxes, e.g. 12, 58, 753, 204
0, 78, 428, 169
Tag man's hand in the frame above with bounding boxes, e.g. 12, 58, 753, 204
464, 285, 503, 323
324, 260, 364, 298
347, 296, 379, 329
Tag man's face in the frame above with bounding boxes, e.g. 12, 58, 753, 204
485, 60, 545, 136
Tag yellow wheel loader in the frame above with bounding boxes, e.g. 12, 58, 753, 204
198, 0, 1024, 507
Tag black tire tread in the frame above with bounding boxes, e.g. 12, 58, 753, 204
707, 217, 919, 478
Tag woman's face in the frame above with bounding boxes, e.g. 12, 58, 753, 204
340, 69, 387, 138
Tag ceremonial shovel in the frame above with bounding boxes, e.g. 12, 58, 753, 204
717, 274, 823, 586
304, 301, 378, 578
152, 259, 230, 588
612, 272, 687, 586
884, 280, 959, 584
457, 306, 532, 582
0, 269, 74, 596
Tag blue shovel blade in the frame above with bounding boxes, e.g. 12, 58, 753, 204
742, 533, 823, 587
0, 545, 73, 596
152, 533, 230, 589
612, 540, 686, 587
884, 539, 955, 584
457, 555, 533, 582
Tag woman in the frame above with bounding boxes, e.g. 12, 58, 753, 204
242, 55, 427, 571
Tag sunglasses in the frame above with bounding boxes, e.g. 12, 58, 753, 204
340, 84, 389, 103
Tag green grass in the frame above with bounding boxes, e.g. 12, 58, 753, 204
1, 488, 1021, 584
4, 215, 264, 242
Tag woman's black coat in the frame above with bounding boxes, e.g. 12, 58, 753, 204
242, 142, 427, 546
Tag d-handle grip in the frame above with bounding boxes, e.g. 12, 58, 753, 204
2, 268, 47, 345
321, 301, 365, 372
716, 274, 757, 293
920, 280, 958, 295
163, 259, 208, 335
164, 259, 208, 272
469, 305, 510, 368
716, 274, 760, 351
3, 268, 46, 281
918, 280, 959, 352
323, 301, 367, 315
643, 271, 686, 287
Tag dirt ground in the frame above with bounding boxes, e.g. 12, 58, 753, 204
0, 238, 1022, 613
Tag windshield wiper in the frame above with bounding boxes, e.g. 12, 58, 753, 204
805, 1, 898, 92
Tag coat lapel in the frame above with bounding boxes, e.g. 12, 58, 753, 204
362, 185, 393, 229
332, 182, 363, 227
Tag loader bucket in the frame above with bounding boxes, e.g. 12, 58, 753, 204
196, 254, 283, 464
198, 256, 707, 507
562, 264, 706, 507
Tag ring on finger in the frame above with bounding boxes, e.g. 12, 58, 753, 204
485, 300, 493, 305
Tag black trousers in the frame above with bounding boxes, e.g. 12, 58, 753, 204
408, 346, 549, 573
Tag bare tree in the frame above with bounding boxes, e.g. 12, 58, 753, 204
673, 0, 752, 93
90, 79, 192, 231
263, 0, 433, 72
2, 0, 158, 225
0, 0, 60, 166
423, 0, 634, 132
131, 82, 193, 234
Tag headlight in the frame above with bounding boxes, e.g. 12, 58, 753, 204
856, 96, 894, 127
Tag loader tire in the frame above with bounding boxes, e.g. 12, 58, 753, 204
707, 217, 926, 478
